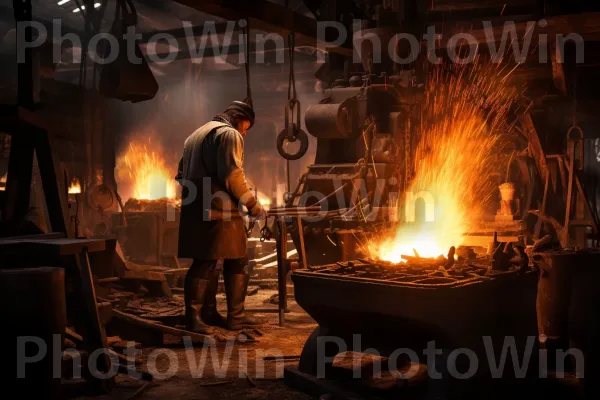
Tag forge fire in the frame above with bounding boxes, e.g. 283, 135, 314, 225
115, 138, 179, 206
2, 2, 600, 400
368, 63, 521, 263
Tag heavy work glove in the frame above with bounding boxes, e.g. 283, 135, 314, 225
248, 201, 267, 220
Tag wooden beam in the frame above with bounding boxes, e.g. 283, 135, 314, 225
427, 4, 540, 22
2, 133, 34, 221
151, 37, 320, 62
112, 309, 215, 345
12, 0, 36, 109
520, 113, 549, 182
173, 0, 353, 56
437, 12, 600, 48
551, 43, 568, 95
140, 23, 232, 42
34, 129, 70, 235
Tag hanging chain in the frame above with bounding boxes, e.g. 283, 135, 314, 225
285, 13, 299, 193
288, 31, 297, 105
286, 30, 301, 138
244, 17, 253, 106
275, 2, 310, 185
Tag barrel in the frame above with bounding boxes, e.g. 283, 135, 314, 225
0, 267, 66, 400
535, 249, 600, 394
569, 251, 600, 397
535, 251, 579, 346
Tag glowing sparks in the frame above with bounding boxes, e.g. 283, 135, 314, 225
369, 62, 520, 263
68, 178, 82, 194
116, 138, 177, 202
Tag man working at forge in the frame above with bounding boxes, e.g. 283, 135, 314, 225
176, 100, 266, 334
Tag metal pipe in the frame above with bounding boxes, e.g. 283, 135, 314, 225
276, 217, 288, 327
269, 206, 322, 212
342, 196, 370, 217
268, 212, 324, 217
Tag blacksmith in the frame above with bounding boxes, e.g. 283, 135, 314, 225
176, 100, 266, 334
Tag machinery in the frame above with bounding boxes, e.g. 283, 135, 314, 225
278, 28, 524, 266
277, 23, 599, 266
280, 28, 421, 266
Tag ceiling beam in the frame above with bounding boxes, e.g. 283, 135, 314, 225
149, 35, 322, 62
140, 23, 232, 42
427, 4, 541, 22
172, 0, 353, 56
437, 11, 600, 48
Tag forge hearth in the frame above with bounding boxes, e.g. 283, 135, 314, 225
288, 256, 539, 382
300, 258, 491, 287
111, 200, 181, 266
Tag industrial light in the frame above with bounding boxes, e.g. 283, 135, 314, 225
57, 0, 70, 5
72, 3, 101, 12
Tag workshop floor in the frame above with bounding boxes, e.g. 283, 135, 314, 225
78, 290, 317, 400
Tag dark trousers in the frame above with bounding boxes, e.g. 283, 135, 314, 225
185, 257, 249, 281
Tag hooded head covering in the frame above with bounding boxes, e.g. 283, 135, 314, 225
224, 100, 256, 128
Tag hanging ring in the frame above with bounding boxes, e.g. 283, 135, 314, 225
567, 125, 583, 141
277, 124, 309, 161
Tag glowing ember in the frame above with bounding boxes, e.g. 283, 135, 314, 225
68, 178, 82, 194
257, 192, 272, 210
0, 172, 6, 191
369, 62, 520, 263
116, 138, 177, 201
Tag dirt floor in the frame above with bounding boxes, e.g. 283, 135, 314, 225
76, 290, 318, 400
70, 283, 589, 400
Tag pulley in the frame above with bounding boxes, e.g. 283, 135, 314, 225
277, 124, 309, 161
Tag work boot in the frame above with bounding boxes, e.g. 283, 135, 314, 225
201, 269, 227, 328
184, 278, 214, 335
224, 273, 264, 330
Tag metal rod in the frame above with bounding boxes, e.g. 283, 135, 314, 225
268, 206, 322, 212
342, 196, 370, 217
276, 217, 288, 327
296, 216, 307, 269
268, 212, 324, 217
312, 183, 349, 207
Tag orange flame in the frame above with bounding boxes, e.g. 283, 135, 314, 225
116, 138, 177, 201
369, 62, 520, 263
68, 178, 82, 194
257, 192, 272, 209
